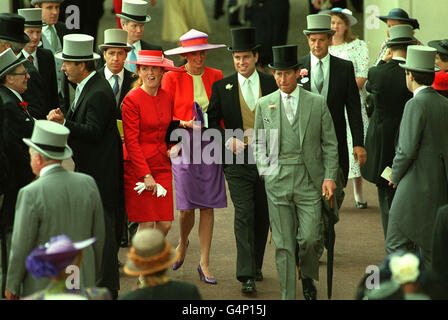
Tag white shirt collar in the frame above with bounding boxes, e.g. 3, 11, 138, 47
413, 85, 430, 97
128, 40, 141, 51
392, 57, 406, 62
104, 66, 124, 81
77, 70, 97, 93
21, 49, 36, 59
280, 85, 300, 101
40, 163, 61, 177
310, 52, 330, 67
237, 70, 259, 87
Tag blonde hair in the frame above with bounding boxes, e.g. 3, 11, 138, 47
331, 12, 358, 43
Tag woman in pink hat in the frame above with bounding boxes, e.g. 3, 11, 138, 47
161, 29, 227, 284
122, 50, 184, 238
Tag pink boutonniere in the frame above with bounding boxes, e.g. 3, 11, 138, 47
300, 68, 309, 84
19, 101, 29, 115
268, 105, 276, 109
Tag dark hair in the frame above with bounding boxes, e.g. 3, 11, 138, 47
388, 44, 410, 52
438, 52, 448, 63
408, 70, 436, 86
74, 60, 96, 72
232, 50, 258, 56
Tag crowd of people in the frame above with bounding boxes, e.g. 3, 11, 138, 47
0, 0, 447, 301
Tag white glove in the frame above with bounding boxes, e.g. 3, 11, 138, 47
156, 184, 167, 197
134, 182, 167, 197
134, 182, 146, 195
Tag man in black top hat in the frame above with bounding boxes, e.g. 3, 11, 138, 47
374, 8, 420, 66
428, 39, 448, 72
253, 44, 338, 300
207, 27, 277, 295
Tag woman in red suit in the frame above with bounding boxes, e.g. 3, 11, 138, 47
122, 50, 183, 236
162, 29, 227, 284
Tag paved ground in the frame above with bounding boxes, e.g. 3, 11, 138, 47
96, 0, 386, 300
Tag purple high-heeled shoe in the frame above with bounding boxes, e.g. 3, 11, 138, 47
172, 240, 189, 271
197, 264, 217, 285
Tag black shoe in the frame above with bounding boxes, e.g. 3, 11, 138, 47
302, 278, 317, 300
255, 269, 263, 281
241, 279, 256, 294
355, 201, 368, 209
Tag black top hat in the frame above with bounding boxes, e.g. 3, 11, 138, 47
377, 8, 419, 29
268, 45, 298, 70
0, 13, 30, 44
428, 39, 448, 56
227, 28, 261, 52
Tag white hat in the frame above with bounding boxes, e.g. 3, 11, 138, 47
23, 120, 73, 160
400, 45, 440, 73
98, 28, 132, 52
0, 48, 26, 78
321, 7, 358, 26
303, 14, 336, 36
55, 34, 101, 61
18, 8, 46, 27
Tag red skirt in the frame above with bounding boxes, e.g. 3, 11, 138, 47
124, 153, 173, 222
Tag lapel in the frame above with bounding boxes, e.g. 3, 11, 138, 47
41, 33, 52, 53
226, 73, 243, 127
120, 69, 134, 102
0, 86, 34, 122
297, 87, 312, 147
267, 90, 282, 143
327, 55, 338, 104
67, 72, 97, 119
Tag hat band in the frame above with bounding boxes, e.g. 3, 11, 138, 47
103, 42, 128, 47
25, 20, 43, 26
306, 28, 332, 32
389, 37, 414, 42
34, 142, 66, 153
62, 53, 94, 60
120, 12, 147, 22
181, 37, 209, 48
137, 55, 164, 64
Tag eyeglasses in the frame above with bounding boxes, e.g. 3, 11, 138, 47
9, 71, 28, 76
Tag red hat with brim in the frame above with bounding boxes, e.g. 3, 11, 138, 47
164, 29, 226, 56
432, 70, 448, 91
126, 50, 185, 72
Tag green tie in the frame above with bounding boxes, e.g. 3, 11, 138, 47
49, 25, 60, 52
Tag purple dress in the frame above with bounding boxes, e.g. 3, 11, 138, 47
171, 103, 227, 210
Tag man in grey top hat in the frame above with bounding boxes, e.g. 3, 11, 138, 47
4, 120, 105, 299
47, 34, 124, 299
97, 28, 134, 117
117, 0, 162, 72
254, 44, 338, 300
361, 25, 416, 239
18, 8, 59, 119
386, 45, 448, 270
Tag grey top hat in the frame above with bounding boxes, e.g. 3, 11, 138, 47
30, 0, 64, 5
18, 8, 46, 27
303, 14, 336, 36
0, 48, 26, 78
23, 120, 73, 160
55, 34, 101, 61
386, 25, 417, 46
116, 0, 151, 24
99, 29, 132, 52
400, 45, 440, 73
124, 229, 178, 277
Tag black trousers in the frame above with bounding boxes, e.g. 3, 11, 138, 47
223, 164, 270, 282
377, 184, 395, 239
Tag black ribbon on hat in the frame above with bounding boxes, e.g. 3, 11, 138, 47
103, 42, 128, 46
34, 142, 66, 153
62, 53, 94, 59
24, 20, 43, 26
120, 12, 147, 22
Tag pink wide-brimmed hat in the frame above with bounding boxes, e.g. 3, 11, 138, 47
126, 50, 185, 72
164, 29, 226, 56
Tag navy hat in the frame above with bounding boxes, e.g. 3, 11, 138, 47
377, 8, 419, 29
428, 39, 448, 56
0, 13, 30, 44
268, 45, 298, 70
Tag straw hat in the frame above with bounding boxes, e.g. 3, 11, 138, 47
18, 8, 46, 27
55, 34, 101, 61
0, 48, 26, 78
116, 0, 151, 24
320, 7, 358, 26
98, 28, 132, 52
164, 29, 226, 56
303, 14, 336, 36
400, 45, 440, 73
23, 120, 73, 160
126, 50, 185, 72
124, 229, 179, 276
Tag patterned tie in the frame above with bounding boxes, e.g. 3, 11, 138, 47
315, 60, 324, 94
27, 55, 34, 65
244, 79, 255, 111
128, 45, 136, 72
284, 94, 295, 125
112, 74, 119, 96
